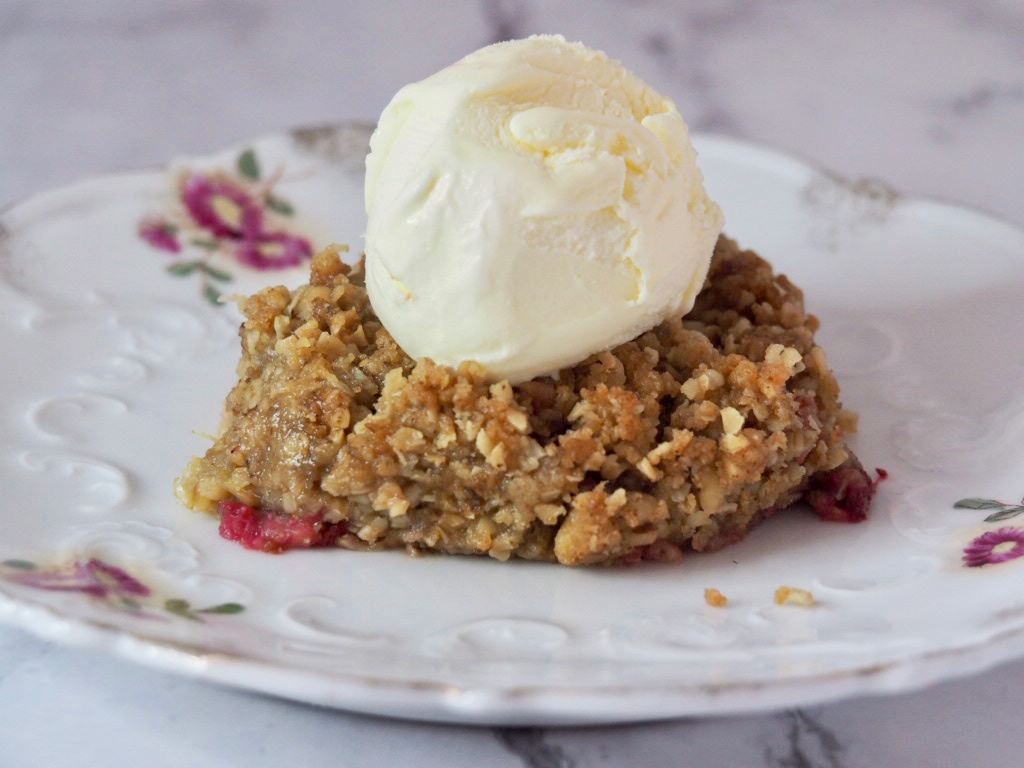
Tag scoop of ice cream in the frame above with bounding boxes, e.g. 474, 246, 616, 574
364, 35, 724, 383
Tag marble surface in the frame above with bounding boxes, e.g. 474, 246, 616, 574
2, 0, 1023, 765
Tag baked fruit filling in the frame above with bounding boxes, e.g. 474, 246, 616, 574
176, 236, 876, 565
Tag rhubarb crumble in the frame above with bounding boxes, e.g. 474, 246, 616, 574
176, 236, 876, 565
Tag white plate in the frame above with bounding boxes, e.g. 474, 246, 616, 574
2, 123, 1024, 726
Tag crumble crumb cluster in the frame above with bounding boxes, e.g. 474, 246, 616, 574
176, 236, 875, 565
704, 588, 729, 607
774, 586, 817, 606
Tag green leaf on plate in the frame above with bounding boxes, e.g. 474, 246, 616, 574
985, 506, 1024, 523
266, 195, 295, 216
237, 149, 261, 180
3, 559, 36, 570
953, 498, 1005, 510
198, 263, 233, 282
204, 284, 223, 305
164, 598, 200, 621
198, 602, 245, 615
189, 237, 220, 251
166, 261, 198, 277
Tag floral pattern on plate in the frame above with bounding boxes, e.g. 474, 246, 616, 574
956, 495, 1024, 567
1, 558, 244, 622
138, 148, 313, 304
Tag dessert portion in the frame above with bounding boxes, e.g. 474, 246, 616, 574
176, 237, 874, 565
364, 35, 722, 383
176, 36, 876, 565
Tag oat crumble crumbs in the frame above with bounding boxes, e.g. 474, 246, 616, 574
175, 236, 876, 565
774, 586, 816, 606
704, 588, 728, 607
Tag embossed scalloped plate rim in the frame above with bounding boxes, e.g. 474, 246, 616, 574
2, 123, 1024, 725
6, 587, 1024, 726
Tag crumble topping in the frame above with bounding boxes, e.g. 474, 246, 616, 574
176, 235, 873, 565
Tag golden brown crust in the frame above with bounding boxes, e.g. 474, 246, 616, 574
177, 236, 859, 565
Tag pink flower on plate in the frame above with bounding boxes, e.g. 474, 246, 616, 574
139, 149, 316, 302
3, 557, 247, 621
6, 558, 150, 598
962, 527, 1024, 567
235, 230, 313, 270
182, 173, 264, 239
138, 218, 181, 253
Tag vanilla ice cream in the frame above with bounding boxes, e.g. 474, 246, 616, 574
364, 35, 724, 383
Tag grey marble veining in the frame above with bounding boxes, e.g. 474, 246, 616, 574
497, 728, 579, 768
3, 0, 1021, 222
3, 1, 1024, 766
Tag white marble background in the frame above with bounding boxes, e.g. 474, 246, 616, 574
2, 0, 1023, 766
